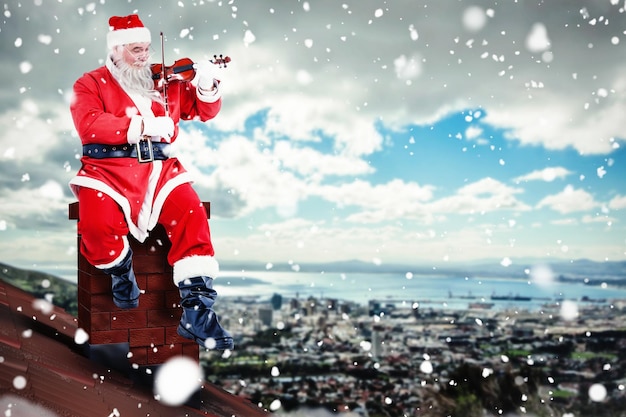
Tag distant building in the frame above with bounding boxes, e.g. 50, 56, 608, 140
372, 325, 384, 358
259, 307, 273, 327
369, 300, 392, 316
271, 293, 283, 310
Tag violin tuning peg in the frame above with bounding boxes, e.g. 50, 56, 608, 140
210, 54, 230, 68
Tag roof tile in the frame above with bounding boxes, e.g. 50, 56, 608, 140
0, 279, 268, 417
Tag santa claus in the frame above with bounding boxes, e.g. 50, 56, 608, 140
69, 14, 233, 350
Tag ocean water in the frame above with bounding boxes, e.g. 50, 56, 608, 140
216, 270, 626, 310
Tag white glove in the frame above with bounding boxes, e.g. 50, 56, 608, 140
195, 61, 220, 95
141, 116, 174, 139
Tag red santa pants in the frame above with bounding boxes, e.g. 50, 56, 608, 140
77, 184, 215, 268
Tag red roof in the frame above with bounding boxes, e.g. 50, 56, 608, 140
0, 279, 268, 417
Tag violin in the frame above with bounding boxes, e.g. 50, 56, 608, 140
151, 55, 231, 90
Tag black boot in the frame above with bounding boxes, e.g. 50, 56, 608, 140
177, 276, 234, 350
103, 249, 140, 309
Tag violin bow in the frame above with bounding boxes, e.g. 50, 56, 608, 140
160, 31, 170, 116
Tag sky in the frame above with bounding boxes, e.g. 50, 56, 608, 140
0, 0, 625, 280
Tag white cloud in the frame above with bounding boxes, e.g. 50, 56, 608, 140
314, 179, 434, 220
273, 140, 374, 177
175, 130, 377, 218
0, 100, 74, 163
1, 1, 625, 268
312, 177, 533, 225
514, 167, 572, 182
0, 229, 76, 270
38, 180, 65, 201
394, 54, 422, 81
206, 2, 626, 157
0, 186, 71, 225
265, 95, 383, 157
551, 218, 578, 226
482, 73, 626, 155
206, 136, 309, 215
431, 178, 530, 214
465, 125, 483, 141
217, 215, 612, 265
609, 195, 626, 210
581, 214, 613, 224
536, 185, 598, 214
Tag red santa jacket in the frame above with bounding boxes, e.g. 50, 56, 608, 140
69, 59, 221, 242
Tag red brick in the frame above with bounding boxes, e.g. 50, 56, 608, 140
70, 202, 211, 365
89, 294, 116, 313
164, 290, 181, 308
133, 229, 171, 253
145, 274, 177, 292
132, 254, 167, 274
68, 201, 79, 219
147, 343, 182, 365
90, 312, 111, 331
76, 249, 89, 271
110, 310, 147, 330
77, 253, 99, 274
148, 308, 179, 328
77, 305, 92, 334
166, 326, 196, 345
93, 277, 111, 295
129, 347, 148, 366
134, 274, 147, 292
77, 287, 92, 311
90, 329, 128, 344
137, 291, 164, 311
129, 327, 164, 347
79, 274, 109, 294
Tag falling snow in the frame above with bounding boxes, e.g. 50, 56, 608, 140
2, 1, 626, 416
153, 357, 204, 406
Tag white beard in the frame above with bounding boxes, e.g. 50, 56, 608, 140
110, 57, 163, 104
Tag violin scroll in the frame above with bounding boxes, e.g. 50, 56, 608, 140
210, 54, 231, 68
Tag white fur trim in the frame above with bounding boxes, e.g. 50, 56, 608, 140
126, 91, 154, 117
136, 160, 161, 234
68, 177, 148, 242
127, 115, 143, 144
196, 81, 221, 103
173, 256, 220, 285
69, 171, 196, 243
146, 172, 194, 232
107, 27, 151, 49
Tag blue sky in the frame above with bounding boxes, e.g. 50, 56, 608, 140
0, 1, 625, 279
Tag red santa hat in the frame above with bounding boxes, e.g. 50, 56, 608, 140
107, 14, 151, 49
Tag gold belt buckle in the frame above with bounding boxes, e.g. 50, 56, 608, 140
136, 138, 154, 163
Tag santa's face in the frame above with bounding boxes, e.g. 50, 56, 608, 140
122, 42, 151, 68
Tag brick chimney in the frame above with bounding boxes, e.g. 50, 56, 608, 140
68, 202, 206, 372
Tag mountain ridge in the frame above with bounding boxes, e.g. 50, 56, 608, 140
0, 261, 78, 315
219, 258, 626, 280
2, 256, 625, 311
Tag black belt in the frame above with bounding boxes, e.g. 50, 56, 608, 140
83, 140, 170, 163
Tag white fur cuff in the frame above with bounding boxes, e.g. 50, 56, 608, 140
127, 114, 143, 144
173, 255, 220, 285
196, 80, 221, 103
